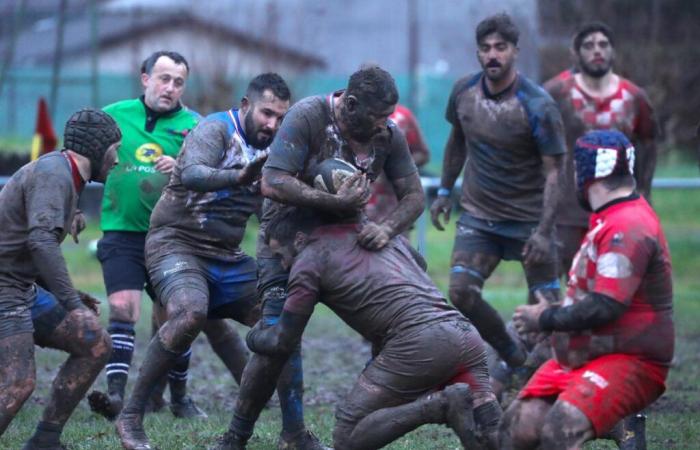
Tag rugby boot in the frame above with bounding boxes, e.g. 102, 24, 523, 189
88, 390, 123, 421
211, 431, 247, 450
116, 411, 152, 450
442, 383, 479, 449
616, 413, 647, 450
277, 429, 331, 450
170, 395, 208, 419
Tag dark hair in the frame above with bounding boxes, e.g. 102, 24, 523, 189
264, 207, 321, 245
573, 21, 615, 52
346, 65, 399, 109
140, 51, 189, 75
476, 13, 519, 46
246, 73, 291, 102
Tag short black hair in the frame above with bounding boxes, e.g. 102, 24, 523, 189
573, 21, 615, 52
140, 51, 189, 75
346, 65, 399, 109
264, 207, 321, 246
246, 73, 291, 102
476, 13, 519, 46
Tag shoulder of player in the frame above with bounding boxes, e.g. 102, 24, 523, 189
542, 70, 573, 97
285, 95, 327, 123
516, 75, 557, 105
30, 154, 73, 189
103, 98, 142, 116
188, 114, 230, 141
617, 77, 652, 103
450, 72, 481, 98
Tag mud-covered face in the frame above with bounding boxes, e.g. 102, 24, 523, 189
577, 31, 614, 79
477, 32, 518, 82
141, 56, 188, 112
242, 90, 289, 149
341, 97, 395, 143
94, 141, 120, 183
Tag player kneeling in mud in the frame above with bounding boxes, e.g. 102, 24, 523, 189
0, 109, 120, 449
242, 207, 501, 450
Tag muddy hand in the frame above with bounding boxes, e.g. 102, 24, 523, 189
238, 150, 269, 185
336, 172, 370, 211
70, 209, 86, 244
429, 196, 451, 231
358, 221, 392, 251
513, 291, 549, 333
522, 230, 552, 266
78, 290, 101, 315
154, 155, 176, 175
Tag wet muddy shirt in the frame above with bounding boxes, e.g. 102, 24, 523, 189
544, 70, 657, 226
0, 153, 78, 293
446, 73, 566, 222
147, 109, 260, 262
553, 196, 674, 368
101, 98, 199, 232
283, 224, 464, 347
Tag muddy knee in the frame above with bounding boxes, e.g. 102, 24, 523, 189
449, 268, 485, 314
540, 401, 593, 448
160, 308, 207, 353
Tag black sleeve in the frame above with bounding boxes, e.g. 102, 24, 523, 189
539, 292, 627, 332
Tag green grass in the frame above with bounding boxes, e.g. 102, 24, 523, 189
3, 188, 700, 449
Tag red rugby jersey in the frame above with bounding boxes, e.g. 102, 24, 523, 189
552, 195, 674, 369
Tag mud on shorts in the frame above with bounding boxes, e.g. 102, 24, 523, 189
336, 319, 492, 428
31, 286, 68, 345
519, 354, 667, 436
0, 285, 36, 339
451, 212, 559, 290
147, 252, 258, 322
97, 231, 153, 296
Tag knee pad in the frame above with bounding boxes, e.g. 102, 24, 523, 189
449, 267, 485, 312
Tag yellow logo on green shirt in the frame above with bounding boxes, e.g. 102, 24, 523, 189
135, 143, 163, 163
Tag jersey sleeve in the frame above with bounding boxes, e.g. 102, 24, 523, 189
284, 254, 322, 316
382, 123, 418, 180
592, 224, 653, 306
633, 88, 657, 141
179, 118, 229, 170
264, 102, 313, 174
26, 159, 73, 233
531, 98, 567, 157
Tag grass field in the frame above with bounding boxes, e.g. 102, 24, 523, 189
2, 187, 700, 449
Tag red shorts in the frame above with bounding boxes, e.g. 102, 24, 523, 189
519, 354, 667, 436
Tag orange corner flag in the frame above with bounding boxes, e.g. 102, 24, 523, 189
30, 98, 57, 160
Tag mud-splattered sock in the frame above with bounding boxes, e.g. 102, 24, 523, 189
27, 421, 62, 446
276, 346, 305, 434
168, 348, 191, 402
106, 320, 135, 397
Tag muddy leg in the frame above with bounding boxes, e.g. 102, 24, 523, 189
0, 333, 36, 436
204, 319, 249, 385
499, 397, 552, 450
540, 400, 595, 450
26, 308, 111, 448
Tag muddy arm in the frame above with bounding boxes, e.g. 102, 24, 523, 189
246, 310, 311, 356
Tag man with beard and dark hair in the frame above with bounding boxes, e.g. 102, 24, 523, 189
0, 109, 120, 449
499, 130, 673, 450
213, 65, 424, 450
544, 21, 657, 277
429, 13, 566, 374
115, 73, 293, 450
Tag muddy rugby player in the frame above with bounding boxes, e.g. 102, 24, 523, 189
500, 130, 673, 450
0, 109, 120, 449
215, 66, 424, 449
239, 206, 502, 449
115, 73, 292, 450
544, 21, 658, 277
429, 13, 566, 372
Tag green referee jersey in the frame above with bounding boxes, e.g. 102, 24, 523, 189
101, 98, 199, 232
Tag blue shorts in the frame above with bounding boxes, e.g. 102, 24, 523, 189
97, 231, 152, 295
31, 286, 67, 345
148, 253, 258, 321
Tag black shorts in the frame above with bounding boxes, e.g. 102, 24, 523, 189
453, 212, 539, 262
0, 285, 35, 339
97, 231, 151, 295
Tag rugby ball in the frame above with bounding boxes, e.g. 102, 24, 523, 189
313, 158, 358, 194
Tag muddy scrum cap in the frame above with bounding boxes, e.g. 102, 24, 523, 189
63, 108, 121, 180
574, 129, 634, 200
